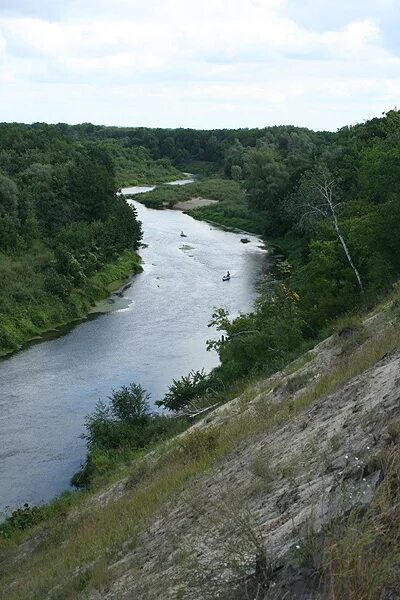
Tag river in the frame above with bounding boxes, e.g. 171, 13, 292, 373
0, 194, 266, 515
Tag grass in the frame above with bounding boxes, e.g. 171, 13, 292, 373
97, 140, 183, 187
0, 455, 209, 599
249, 451, 277, 491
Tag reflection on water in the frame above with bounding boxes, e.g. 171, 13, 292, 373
0, 201, 266, 513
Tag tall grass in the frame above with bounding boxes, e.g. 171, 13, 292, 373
297, 446, 400, 599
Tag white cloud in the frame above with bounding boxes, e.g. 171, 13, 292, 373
0, 1, 399, 129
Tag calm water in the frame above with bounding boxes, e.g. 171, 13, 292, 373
0, 199, 266, 514
119, 175, 195, 195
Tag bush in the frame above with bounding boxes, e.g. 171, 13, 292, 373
156, 369, 209, 412
74, 381, 188, 486
83, 383, 150, 450
0, 503, 45, 538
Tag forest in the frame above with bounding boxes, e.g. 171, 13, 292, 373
0, 110, 392, 484
1, 111, 400, 366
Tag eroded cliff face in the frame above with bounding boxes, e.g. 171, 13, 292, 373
88, 315, 400, 600
2, 310, 400, 600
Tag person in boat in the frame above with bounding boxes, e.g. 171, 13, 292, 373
226, 271, 230, 278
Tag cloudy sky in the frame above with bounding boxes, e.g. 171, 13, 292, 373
0, 0, 399, 130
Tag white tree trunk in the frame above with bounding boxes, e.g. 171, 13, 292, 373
323, 181, 364, 293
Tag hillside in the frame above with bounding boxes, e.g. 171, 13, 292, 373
1, 299, 399, 599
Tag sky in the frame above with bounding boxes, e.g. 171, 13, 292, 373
0, 0, 399, 130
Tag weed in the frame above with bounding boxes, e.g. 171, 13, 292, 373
0, 504, 45, 538
285, 371, 311, 394
330, 433, 342, 452
295, 447, 400, 599
249, 452, 276, 490
175, 427, 220, 462
125, 461, 149, 490
387, 419, 400, 445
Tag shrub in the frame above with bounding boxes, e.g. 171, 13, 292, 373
156, 369, 209, 412
74, 381, 189, 486
0, 503, 45, 538
83, 383, 151, 450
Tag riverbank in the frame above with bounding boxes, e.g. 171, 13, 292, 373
0, 249, 142, 358
173, 196, 218, 210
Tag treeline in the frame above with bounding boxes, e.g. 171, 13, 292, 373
49, 120, 333, 174
0, 123, 142, 353
2, 111, 400, 385
88, 110, 400, 336
114, 108, 400, 409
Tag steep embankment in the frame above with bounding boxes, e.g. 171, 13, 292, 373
1, 307, 399, 599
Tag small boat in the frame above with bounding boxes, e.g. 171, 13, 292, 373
222, 275, 231, 281
180, 232, 187, 238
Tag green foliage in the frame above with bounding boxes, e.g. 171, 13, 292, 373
156, 369, 208, 412
83, 383, 151, 451
245, 147, 290, 235
0, 172, 19, 215
0, 124, 143, 354
175, 428, 220, 461
135, 176, 262, 233
97, 141, 182, 187
0, 248, 141, 355
0, 504, 45, 538
207, 284, 305, 380
74, 381, 188, 486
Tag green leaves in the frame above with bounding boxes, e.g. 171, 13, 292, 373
156, 370, 208, 412
207, 285, 305, 380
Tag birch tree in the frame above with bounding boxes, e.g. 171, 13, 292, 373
288, 166, 364, 293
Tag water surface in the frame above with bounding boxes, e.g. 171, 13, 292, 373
0, 201, 266, 513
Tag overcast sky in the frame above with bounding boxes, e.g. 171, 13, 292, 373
0, 0, 399, 130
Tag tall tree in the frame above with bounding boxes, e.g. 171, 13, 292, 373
244, 147, 289, 235
288, 166, 364, 293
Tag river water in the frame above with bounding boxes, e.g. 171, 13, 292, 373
0, 195, 266, 514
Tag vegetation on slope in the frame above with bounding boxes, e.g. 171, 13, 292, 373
97, 141, 182, 187
0, 124, 143, 354
0, 300, 399, 599
0, 249, 142, 355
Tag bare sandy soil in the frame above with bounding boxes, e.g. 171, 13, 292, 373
173, 196, 218, 210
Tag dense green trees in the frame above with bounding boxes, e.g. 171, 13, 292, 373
34, 111, 400, 483
2, 111, 400, 382
0, 123, 143, 354
163, 109, 400, 387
